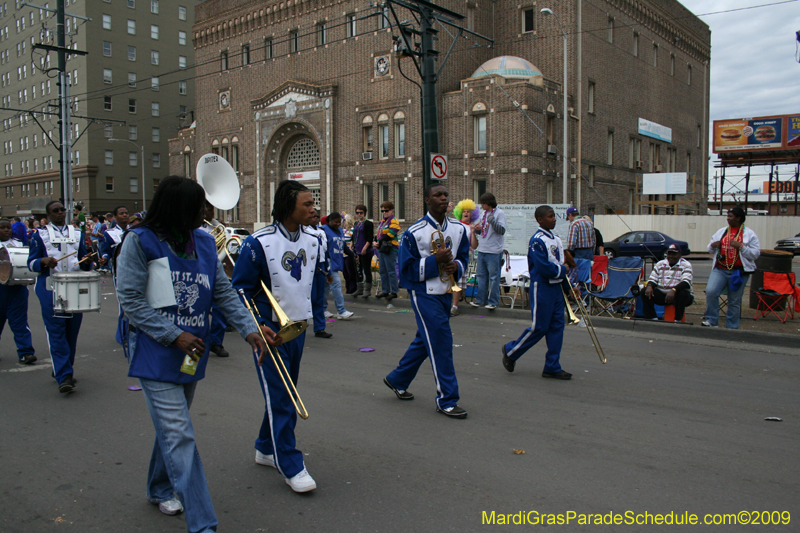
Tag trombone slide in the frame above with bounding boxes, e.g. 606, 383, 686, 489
562, 283, 607, 364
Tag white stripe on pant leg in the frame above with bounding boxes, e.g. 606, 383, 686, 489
44, 329, 57, 375
257, 358, 284, 476
507, 281, 537, 357
411, 290, 444, 408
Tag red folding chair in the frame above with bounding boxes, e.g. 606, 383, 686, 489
591, 255, 609, 291
753, 272, 797, 323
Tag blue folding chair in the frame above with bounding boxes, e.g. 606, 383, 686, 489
587, 257, 644, 318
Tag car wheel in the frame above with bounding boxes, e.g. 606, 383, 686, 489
604, 249, 616, 259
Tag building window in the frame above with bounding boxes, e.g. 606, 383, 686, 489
588, 165, 595, 187
607, 130, 614, 165
687, 64, 692, 85
103, 41, 112, 56
129, 151, 138, 166
102, 14, 111, 30
231, 142, 239, 171
178, 30, 186, 45
151, 25, 159, 40
104, 124, 113, 138
473, 179, 487, 201
128, 98, 136, 113
587, 81, 595, 113
127, 0, 136, 7
608, 17, 614, 43
653, 44, 658, 67
379, 6, 390, 29
379, 123, 389, 159
127, 19, 135, 35
362, 116, 373, 152
106, 177, 114, 191
152, 153, 160, 168
474, 115, 487, 153
220, 50, 228, 70
686, 152, 691, 172
151, 50, 159, 65
129, 125, 137, 140
104, 95, 112, 111
347, 14, 356, 38
633, 32, 638, 56
378, 183, 389, 205
362, 184, 374, 218
265, 38, 273, 59
183, 151, 192, 177
242, 44, 250, 64
103, 68, 112, 83
289, 30, 298, 53
130, 177, 138, 193
151, 102, 159, 116
151, 77, 159, 91
395, 122, 405, 158
128, 72, 136, 87
670, 54, 675, 76
152, 127, 160, 142
128, 45, 136, 61
546, 181, 553, 203
394, 182, 406, 220
151, 0, 158, 14
317, 23, 326, 46
178, 5, 186, 20
286, 138, 320, 169
179, 80, 187, 95
629, 138, 635, 168
179, 55, 187, 69
105, 150, 113, 165
522, 8, 534, 33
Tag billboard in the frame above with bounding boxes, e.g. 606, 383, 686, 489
642, 173, 688, 195
638, 118, 672, 143
713, 113, 800, 153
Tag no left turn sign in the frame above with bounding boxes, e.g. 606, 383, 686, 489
430, 153, 448, 180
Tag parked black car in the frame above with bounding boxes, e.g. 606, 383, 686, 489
603, 231, 691, 259
774, 233, 800, 255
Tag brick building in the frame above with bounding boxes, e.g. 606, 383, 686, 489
172, 0, 710, 228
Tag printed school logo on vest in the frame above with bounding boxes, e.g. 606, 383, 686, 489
282, 249, 307, 282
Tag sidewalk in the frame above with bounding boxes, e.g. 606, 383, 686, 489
336, 290, 799, 349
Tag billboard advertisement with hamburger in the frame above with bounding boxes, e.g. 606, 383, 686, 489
713, 114, 800, 153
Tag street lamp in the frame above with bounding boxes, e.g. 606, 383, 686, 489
541, 7, 569, 205
109, 138, 146, 211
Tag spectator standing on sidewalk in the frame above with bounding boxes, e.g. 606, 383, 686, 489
470, 193, 506, 310
451, 199, 478, 316
374, 202, 401, 303
565, 207, 595, 262
352, 205, 375, 298
323, 212, 355, 320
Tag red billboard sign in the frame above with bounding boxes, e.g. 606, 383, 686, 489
713, 113, 800, 153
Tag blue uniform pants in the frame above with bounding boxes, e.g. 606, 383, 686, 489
206, 303, 226, 346
311, 271, 327, 332
253, 316, 306, 479
504, 281, 565, 373
0, 285, 34, 360
386, 291, 459, 410
35, 282, 83, 384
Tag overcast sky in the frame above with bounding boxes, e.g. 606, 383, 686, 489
679, 0, 800, 190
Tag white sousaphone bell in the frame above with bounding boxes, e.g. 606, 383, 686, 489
196, 153, 243, 260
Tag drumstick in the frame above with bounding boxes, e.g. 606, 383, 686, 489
56, 251, 77, 262
77, 252, 97, 265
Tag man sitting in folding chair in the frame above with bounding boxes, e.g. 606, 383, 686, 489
642, 244, 694, 322
753, 271, 798, 323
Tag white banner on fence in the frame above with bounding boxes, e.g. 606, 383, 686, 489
642, 173, 688, 195
499, 204, 571, 256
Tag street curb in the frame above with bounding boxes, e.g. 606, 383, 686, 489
340, 293, 799, 349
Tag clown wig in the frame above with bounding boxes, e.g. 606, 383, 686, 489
453, 199, 479, 223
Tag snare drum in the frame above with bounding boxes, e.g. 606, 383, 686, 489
51, 271, 101, 313
0, 246, 38, 285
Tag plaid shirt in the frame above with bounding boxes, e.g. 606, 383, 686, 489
647, 257, 693, 289
567, 218, 596, 251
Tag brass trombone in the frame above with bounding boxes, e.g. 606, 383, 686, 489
238, 288, 310, 420
562, 283, 607, 364
431, 230, 462, 293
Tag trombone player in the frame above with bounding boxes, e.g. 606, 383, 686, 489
232, 179, 322, 492
384, 184, 471, 419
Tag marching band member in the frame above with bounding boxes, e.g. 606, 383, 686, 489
232, 179, 322, 492
201, 202, 230, 358
99, 206, 129, 273
307, 209, 333, 338
115, 176, 269, 532
384, 184, 471, 419
501, 205, 575, 380
0, 219, 36, 365
28, 201, 89, 393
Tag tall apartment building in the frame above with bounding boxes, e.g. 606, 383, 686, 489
173, 0, 710, 228
0, 0, 197, 218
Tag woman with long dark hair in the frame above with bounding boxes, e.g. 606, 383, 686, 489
703, 207, 760, 329
116, 176, 273, 533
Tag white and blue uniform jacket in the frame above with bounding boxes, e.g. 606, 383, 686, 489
399, 214, 470, 295
528, 227, 567, 285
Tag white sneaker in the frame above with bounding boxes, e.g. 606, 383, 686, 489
324, 311, 334, 318
485, 304, 497, 310
150, 497, 183, 516
255, 450, 275, 468
469, 302, 481, 308
336, 311, 354, 320
701, 319, 718, 328
450, 306, 459, 317
285, 467, 317, 492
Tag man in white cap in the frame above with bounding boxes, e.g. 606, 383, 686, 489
642, 244, 694, 322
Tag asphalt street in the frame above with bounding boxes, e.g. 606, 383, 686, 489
1, 284, 798, 532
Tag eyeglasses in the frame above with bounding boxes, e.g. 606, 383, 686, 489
355, 211, 365, 214
380, 209, 390, 212
50, 207, 67, 213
